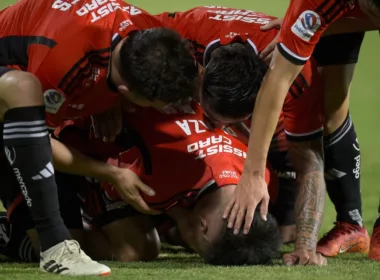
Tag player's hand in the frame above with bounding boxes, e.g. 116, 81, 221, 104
259, 18, 283, 64
112, 168, 161, 215
92, 104, 123, 143
261, 18, 283, 31
283, 249, 327, 266
223, 173, 269, 235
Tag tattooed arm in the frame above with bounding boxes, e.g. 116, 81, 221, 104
282, 137, 327, 265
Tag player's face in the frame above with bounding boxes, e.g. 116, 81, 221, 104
180, 186, 236, 257
199, 91, 251, 126
201, 100, 251, 127
360, 0, 380, 27
120, 91, 169, 109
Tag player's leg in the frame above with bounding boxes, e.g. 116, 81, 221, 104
0, 72, 110, 275
0, 170, 89, 264
78, 181, 160, 262
312, 33, 370, 257
0, 69, 73, 250
0, 206, 86, 264
83, 216, 160, 262
0, 205, 39, 263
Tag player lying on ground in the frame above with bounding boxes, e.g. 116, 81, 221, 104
223, 0, 380, 252
0, 0, 199, 275
157, 6, 326, 265
0, 101, 282, 265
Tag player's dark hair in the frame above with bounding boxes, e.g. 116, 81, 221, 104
204, 212, 281, 266
202, 43, 268, 120
118, 28, 199, 103
370, 0, 380, 8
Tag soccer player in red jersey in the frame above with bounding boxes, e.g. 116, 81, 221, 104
0, 0, 198, 275
2, 101, 281, 265
229, 0, 380, 262
157, 6, 326, 265
216, 0, 380, 257
309, 33, 371, 258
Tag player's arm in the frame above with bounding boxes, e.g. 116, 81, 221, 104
288, 138, 325, 252
245, 50, 303, 175
50, 137, 122, 183
224, 50, 303, 234
50, 133, 158, 214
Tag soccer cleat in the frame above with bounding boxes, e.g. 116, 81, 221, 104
40, 240, 111, 276
317, 222, 370, 257
369, 227, 380, 262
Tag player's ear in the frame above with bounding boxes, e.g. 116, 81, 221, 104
200, 216, 208, 235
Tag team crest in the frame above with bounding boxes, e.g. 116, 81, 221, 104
43, 89, 65, 114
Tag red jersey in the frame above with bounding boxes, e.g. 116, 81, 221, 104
56, 102, 274, 211
225, 114, 294, 182
278, 0, 365, 65
0, 0, 162, 127
157, 6, 323, 140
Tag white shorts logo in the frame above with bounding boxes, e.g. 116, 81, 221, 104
291, 10, 321, 42
43, 90, 65, 114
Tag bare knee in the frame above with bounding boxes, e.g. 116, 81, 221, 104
0, 71, 43, 114
101, 216, 161, 262
115, 230, 160, 262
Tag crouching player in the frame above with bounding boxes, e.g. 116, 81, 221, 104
204, 30, 371, 257
1, 102, 282, 265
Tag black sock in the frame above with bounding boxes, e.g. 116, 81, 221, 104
0, 212, 38, 262
3, 106, 71, 251
324, 113, 363, 226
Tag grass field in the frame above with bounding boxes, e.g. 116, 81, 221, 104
1, 0, 380, 279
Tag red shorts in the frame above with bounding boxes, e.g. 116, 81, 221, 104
283, 58, 324, 140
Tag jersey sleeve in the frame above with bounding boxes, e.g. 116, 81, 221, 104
30, 41, 93, 125
277, 0, 349, 65
55, 118, 127, 160
203, 132, 271, 187
28, 1, 153, 126
282, 60, 324, 141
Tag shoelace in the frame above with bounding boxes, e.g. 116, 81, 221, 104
50, 241, 93, 265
